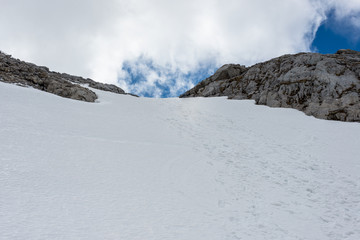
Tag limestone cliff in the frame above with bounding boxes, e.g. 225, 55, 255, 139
180, 49, 360, 122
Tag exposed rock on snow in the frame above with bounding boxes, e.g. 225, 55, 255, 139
0, 51, 129, 102
180, 49, 360, 122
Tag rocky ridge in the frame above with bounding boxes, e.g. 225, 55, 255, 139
180, 49, 360, 122
0, 51, 130, 102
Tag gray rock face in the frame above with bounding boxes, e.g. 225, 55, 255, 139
180, 49, 360, 122
0, 51, 130, 102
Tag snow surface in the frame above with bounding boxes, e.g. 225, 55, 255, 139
1, 81, 360, 240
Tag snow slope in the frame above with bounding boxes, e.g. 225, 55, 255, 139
1, 81, 360, 240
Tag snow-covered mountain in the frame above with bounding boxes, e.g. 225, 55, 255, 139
1, 81, 360, 239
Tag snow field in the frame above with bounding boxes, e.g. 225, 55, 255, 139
1, 82, 360, 239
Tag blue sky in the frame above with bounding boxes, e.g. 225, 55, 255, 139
121, 56, 217, 98
312, 10, 360, 54
1, 0, 360, 98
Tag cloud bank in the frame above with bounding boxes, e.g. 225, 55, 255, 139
1, 0, 359, 97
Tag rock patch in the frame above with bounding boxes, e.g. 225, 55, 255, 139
0, 51, 130, 102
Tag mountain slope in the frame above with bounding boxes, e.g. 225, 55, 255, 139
180, 49, 360, 122
1, 82, 360, 240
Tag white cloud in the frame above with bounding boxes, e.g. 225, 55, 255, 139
0, 0, 359, 96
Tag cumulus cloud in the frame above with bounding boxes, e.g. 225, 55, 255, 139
0, 0, 359, 97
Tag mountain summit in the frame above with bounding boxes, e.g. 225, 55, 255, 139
180, 49, 360, 122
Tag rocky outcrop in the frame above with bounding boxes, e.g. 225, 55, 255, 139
0, 51, 130, 102
180, 49, 360, 122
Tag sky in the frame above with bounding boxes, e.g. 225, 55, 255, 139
0, 0, 360, 97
